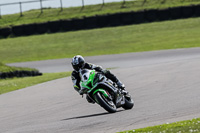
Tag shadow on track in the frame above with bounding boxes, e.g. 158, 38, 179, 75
62, 110, 124, 121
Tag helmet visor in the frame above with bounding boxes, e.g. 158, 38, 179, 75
72, 64, 80, 71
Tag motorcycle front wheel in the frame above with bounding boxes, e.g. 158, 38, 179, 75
95, 92, 117, 113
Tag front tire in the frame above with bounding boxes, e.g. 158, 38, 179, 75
95, 92, 117, 113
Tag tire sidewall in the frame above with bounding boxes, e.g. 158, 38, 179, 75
122, 96, 134, 110
95, 92, 117, 113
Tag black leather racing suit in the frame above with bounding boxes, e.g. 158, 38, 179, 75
71, 62, 119, 93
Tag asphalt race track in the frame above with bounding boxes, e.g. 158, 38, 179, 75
1, 48, 200, 133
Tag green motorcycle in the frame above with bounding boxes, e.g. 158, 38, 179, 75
79, 69, 134, 113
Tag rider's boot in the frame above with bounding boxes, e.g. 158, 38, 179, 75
102, 69, 128, 95
117, 80, 125, 89
116, 80, 128, 95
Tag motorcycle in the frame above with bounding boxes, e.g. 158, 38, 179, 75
79, 69, 134, 113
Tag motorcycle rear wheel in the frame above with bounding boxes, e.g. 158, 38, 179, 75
95, 92, 117, 113
122, 96, 134, 110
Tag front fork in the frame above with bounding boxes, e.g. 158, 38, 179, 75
92, 89, 112, 104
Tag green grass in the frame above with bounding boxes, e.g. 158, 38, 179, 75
0, 72, 70, 94
118, 118, 200, 133
1, 0, 200, 28
1, 16, 200, 63
0, 62, 37, 72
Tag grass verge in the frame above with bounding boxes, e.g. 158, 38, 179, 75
118, 118, 200, 133
0, 62, 37, 72
1, 17, 200, 63
0, 72, 70, 95
1, 0, 200, 28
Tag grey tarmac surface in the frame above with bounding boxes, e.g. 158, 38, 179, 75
1, 47, 200, 133
8, 47, 200, 73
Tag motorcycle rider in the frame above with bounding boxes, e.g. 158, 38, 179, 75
71, 55, 127, 103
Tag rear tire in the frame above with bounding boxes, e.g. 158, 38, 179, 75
122, 96, 134, 110
95, 92, 116, 113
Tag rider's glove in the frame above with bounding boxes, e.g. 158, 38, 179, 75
79, 90, 84, 95
79, 87, 87, 95
86, 95, 95, 104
